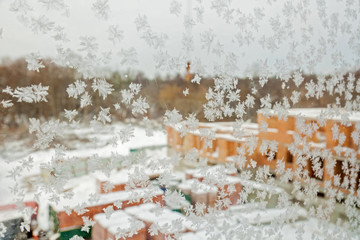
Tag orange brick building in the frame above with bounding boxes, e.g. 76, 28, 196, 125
167, 108, 360, 195
167, 122, 259, 164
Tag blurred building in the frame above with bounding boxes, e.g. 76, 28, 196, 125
166, 108, 360, 195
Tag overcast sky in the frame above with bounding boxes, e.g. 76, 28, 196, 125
0, 0, 358, 78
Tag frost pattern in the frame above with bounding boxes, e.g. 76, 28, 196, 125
1, 0, 360, 240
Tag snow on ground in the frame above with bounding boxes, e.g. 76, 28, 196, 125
1, 122, 358, 239
0, 122, 167, 229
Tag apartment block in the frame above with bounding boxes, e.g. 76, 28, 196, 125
167, 108, 360, 195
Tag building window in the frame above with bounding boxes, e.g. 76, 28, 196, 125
287, 150, 293, 163
266, 149, 277, 161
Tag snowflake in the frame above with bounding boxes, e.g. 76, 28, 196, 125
118, 125, 135, 144
30, 15, 54, 34
183, 88, 189, 96
67, 80, 86, 99
191, 74, 201, 84
114, 200, 122, 209
164, 108, 183, 125
121, 89, 134, 105
1, 99, 13, 108
64, 109, 78, 122
222, 104, 234, 117
134, 14, 149, 32
2, 86, 13, 95
149, 223, 160, 236
245, 134, 258, 155
212, 40, 224, 57
292, 70, 304, 87
74, 203, 89, 215
52, 26, 69, 42
78, 36, 98, 53
305, 80, 316, 98
129, 83, 142, 95
88, 193, 100, 204
103, 205, 114, 219
182, 34, 194, 52
119, 47, 139, 66
9, 0, 32, 13
97, 107, 111, 124
12, 84, 49, 103
31, 119, 64, 149
113, 103, 121, 110
92, 78, 114, 100
195, 202, 206, 216
245, 94, 255, 108
331, 124, 339, 141
226, 89, 240, 103
235, 102, 245, 119
108, 25, 123, 44
170, 0, 182, 16
290, 91, 301, 105
185, 113, 199, 131
249, 159, 257, 168
25, 52, 45, 72
0, 222, 6, 238
260, 94, 272, 109
183, 15, 196, 29
81, 216, 95, 233
132, 96, 149, 115
92, 0, 110, 20
77, 92, 91, 108
28, 118, 40, 134
199, 128, 216, 148
39, 0, 69, 15
200, 29, 215, 52
224, 53, 239, 73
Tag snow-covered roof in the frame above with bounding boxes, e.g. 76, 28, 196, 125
230, 207, 307, 225
260, 108, 360, 122
92, 169, 129, 183
94, 210, 132, 228
215, 133, 247, 142
170, 122, 258, 133
50, 175, 163, 212
238, 179, 285, 194
0, 209, 23, 222
124, 203, 158, 215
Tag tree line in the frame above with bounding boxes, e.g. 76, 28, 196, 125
0, 58, 359, 129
